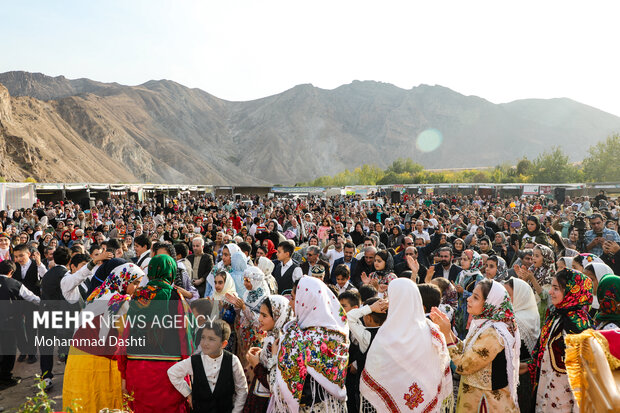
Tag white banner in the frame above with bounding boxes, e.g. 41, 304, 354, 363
0, 183, 36, 210
522, 185, 539, 195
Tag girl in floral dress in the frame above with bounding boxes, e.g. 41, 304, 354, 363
270, 276, 349, 412
432, 279, 521, 413
229, 266, 269, 381
244, 295, 295, 413
526, 268, 593, 413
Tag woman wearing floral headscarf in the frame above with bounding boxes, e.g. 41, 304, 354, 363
525, 268, 593, 413
454, 249, 485, 338
432, 279, 521, 412
244, 295, 295, 413
120, 255, 195, 413
594, 274, 620, 330
270, 276, 349, 412
515, 244, 556, 323
63, 263, 145, 413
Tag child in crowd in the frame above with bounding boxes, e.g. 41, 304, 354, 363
243, 295, 294, 413
338, 290, 362, 413
358, 284, 377, 302
167, 320, 248, 413
418, 283, 441, 317
334, 264, 358, 295
190, 298, 214, 353
342, 295, 388, 413
431, 277, 458, 323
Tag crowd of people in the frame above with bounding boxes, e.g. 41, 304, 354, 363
0, 189, 619, 412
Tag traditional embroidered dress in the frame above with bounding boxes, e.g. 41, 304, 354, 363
360, 278, 453, 413
244, 295, 295, 413
594, 274, 620, 330
448, 281, 520, 413
236, 266, 269, 381
270, 276, 349, 413
529, 269, 593, 413
119, 255, 195, 413
63, 263, 145, 413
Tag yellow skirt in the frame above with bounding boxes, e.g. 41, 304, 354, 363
62, 347, 124, 413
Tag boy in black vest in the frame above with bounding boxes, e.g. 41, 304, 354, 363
272, 240, 302, 295
167, 320, 248, 413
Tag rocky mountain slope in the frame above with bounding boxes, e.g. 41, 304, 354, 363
1, 71, 619, 185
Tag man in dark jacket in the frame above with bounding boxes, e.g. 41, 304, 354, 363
0, 260, 40, 389
351, 246, 376, 289
13, 244, 46, 363
300, 246, 330, 277
330, 242, 359, 285
431, 247, 462, 283
38, 246, 74, 390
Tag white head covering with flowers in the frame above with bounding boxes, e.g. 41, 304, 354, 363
273, 276, 349, 413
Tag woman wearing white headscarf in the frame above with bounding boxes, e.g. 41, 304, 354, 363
258, 256, 278, 294
583, 261, 614, 311
503, 277, 540, 413
360, 278, 453, 413
270, 276, 349, 413
204, 243, 241, 298
432, 279, 520, 413
245, 295, 295, 413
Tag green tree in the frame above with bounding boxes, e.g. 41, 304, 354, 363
516, 158, 533, 176
583, 134, 620, 182
386, 158, 424, 175
530, 147, 580, 183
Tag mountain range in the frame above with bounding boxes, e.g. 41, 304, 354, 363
1, 70, 619, 185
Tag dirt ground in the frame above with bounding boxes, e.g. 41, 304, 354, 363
0, 356, 65, 412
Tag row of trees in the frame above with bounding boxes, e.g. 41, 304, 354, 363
298, 135, 620, 186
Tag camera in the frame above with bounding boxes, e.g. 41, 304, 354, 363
573, 213, 587, 251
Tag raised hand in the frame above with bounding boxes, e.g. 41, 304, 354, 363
425, 266, 435, 283
406, 255, 419, 274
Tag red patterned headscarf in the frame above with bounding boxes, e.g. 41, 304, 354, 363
529, 269, 592, 389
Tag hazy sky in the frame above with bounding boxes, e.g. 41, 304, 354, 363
2, 0, 619, 115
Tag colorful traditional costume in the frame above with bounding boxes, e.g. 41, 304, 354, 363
529, 269, 593, 413
360, 278, 453, 413
270, 276, 349, 412
119, 255, 195, 413
449, 281, 520, 412
62, 263, 145, 412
